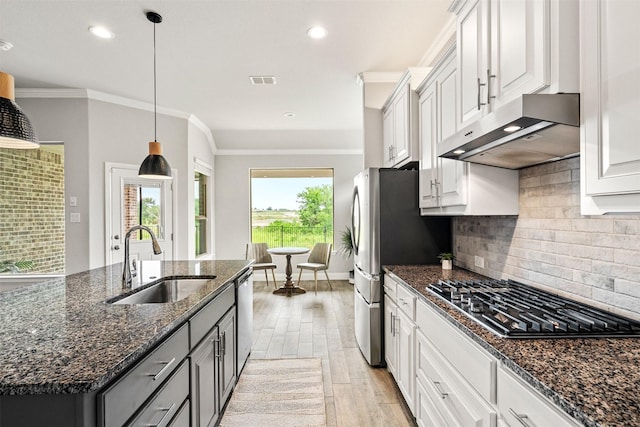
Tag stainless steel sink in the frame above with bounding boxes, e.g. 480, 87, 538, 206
107, 277, 214, 304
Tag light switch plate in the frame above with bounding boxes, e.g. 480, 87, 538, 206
474, 255, 485, 269
69, 196, 77, 207
70, 213, 81, 223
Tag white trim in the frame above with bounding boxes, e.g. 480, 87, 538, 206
194, 158, 213, 176
418, 15, 457, 67
104, 162, 178, 267
188, 114, 216, 152
357, 72, 404, 84
16, 87, 191, 120
215, 148, 363, 156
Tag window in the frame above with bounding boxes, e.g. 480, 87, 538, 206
123, 182, 163, 240
195, 171, 208, 256
250, 168, 333, 249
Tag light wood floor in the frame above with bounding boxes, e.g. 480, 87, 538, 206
249, 279, 416, 427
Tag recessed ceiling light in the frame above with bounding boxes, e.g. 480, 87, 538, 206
453, 149, 466, 155
284, 112, 296, 118
89, 26, 114, 39
307, 26, 328, 39
503, 125, 522, 133
0, 39, 13, 51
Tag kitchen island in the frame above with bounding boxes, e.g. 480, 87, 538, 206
0, 259, 252, 426
386, 265, 640, 427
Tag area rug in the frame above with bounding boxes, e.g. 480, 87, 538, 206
220, 358, 326, 427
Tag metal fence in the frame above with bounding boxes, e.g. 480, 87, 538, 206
252, 225, 333, 249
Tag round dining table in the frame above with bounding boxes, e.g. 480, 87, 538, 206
267, 247, 310, 296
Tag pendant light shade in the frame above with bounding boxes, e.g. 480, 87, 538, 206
0, 71, 39, 149
138, 11, 172, 180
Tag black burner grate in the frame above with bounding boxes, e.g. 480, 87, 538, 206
427, 279, 640, 338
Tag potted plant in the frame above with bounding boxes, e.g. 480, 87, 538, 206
339, 226, 355, 284
438, 252, 453, 270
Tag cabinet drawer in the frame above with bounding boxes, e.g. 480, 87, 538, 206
396, 283, 416, 321
127, 361, 189, 426
190, 283, 234, 349
383, 274, 397, 303
99, 323, 189, 427
416, 329, 495, 427
415, 378, 447, 427
497, 365, 580, 427
169, 400, 190, 427
416, 299, 496, 402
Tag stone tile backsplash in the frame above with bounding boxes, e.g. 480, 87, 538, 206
453, 157, 640, 319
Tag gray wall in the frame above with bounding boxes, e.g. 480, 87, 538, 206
214, 153, 362, 278
454, 157, 640, 320
18, 95, 214, 274
18, 98, 90, 275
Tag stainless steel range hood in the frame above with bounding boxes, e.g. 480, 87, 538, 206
438, 94, 580, 169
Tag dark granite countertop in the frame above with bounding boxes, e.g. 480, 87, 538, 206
0, 260, 252, 396
385, 265, 640, 427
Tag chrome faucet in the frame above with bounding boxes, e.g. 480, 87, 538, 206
122, 225, 163, 287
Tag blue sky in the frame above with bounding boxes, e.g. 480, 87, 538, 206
252, 177, 332, 210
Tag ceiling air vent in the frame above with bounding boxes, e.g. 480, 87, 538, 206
249, 75, 276, 85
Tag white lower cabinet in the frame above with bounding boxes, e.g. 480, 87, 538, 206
415, 327, 495, 427
497, 365, 581, 427
383, 275, 416, 415
385, 284, 584, 427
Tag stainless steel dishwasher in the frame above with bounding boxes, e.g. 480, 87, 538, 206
236, 269, 253, 374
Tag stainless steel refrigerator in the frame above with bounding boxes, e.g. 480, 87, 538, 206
352, 168, 451, 366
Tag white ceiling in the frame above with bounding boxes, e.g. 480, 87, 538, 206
0, 0, 452, 151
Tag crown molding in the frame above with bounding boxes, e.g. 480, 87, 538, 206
357, 72, 404, 85
215, 148, 362, 156
16, 87, 191, 119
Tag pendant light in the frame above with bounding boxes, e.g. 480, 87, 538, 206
138, 11, 172, 180
0, 39, 38, 149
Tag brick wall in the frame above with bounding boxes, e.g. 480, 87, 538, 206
0, 148, 65, 273
453, 157, 640, 319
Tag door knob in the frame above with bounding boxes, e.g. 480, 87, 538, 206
114, 235, 120, 240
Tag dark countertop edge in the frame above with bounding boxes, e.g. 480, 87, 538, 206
0, 263, 252, 396
383, 268, 600, 427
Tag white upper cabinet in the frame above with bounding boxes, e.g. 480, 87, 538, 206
418, 47, 519, 216
382, 69, 430, 168
452, 0, 578, 129
580, 0, 640, 214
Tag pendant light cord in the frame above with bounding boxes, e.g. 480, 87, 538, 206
153, 19, 157, 142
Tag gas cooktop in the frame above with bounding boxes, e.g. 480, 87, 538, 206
427, 279, 640, 338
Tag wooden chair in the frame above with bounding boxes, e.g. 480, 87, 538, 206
296, 243, 332, 295
246, 243, 277, 289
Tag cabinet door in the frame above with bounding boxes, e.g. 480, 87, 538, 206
396, 309, 415, 415
393, 88, 410, 164
419, 83, 438, 208
383, 107, 394, 167
384, 295, 397, 376
490, 0, 548, 109
581, 0, 640, 213
437, 58, 467, 207
190, 326, 220, 427
415, 379, 448, 427
219, 309, 237, 405
457, 0, 490, 127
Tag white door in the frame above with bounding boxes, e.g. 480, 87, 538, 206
106, 164, 174, 267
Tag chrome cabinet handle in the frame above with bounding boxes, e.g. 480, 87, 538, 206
508, 408, 533, 427
150, 357, 175, 381
147, 402, 177, 427
432, 380, 448, 399
390, 313, 395, 336
213, 336, 221, 358
477, 78, 487, 110
221, 331, 226, 356
487, 69, 496, 104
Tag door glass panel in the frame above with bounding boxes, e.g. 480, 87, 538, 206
123, 181, 163, 240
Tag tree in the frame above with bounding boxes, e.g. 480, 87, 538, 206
296, 185, 333, 228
